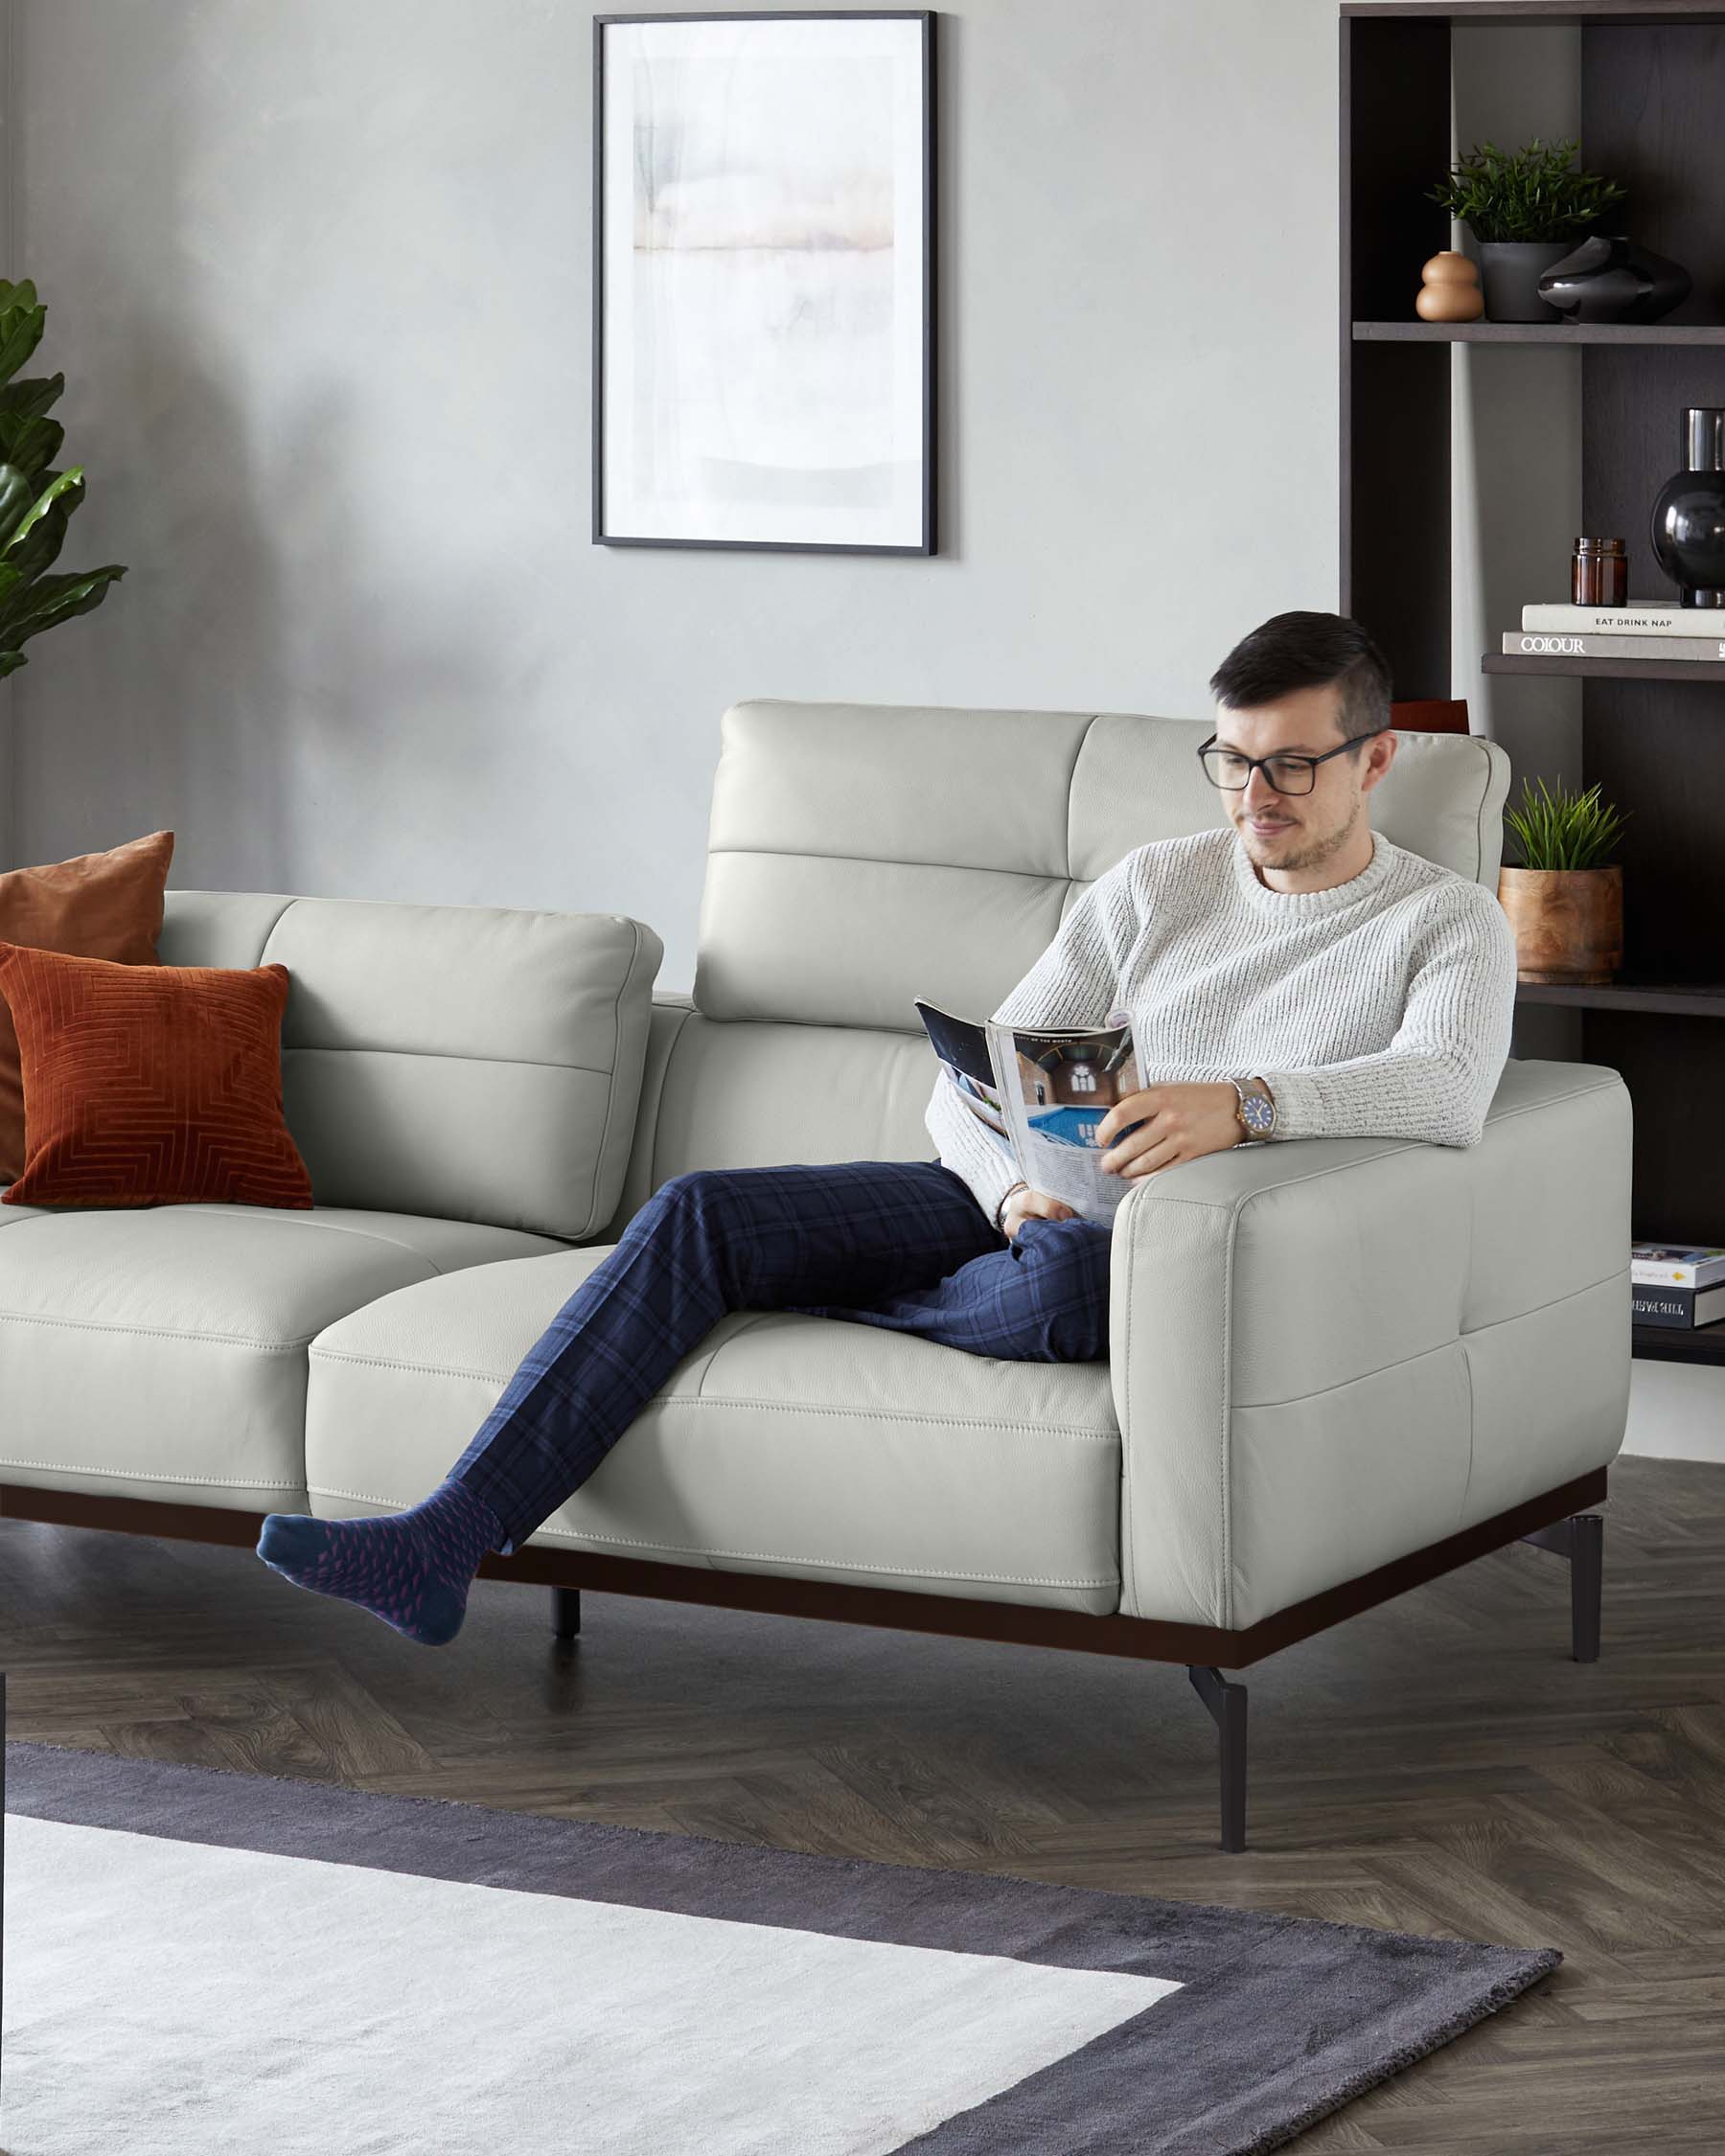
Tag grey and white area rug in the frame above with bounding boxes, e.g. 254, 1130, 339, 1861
4, 1739, 1558, 2156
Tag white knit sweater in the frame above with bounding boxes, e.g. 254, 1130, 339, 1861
924, 824, 1520, 1225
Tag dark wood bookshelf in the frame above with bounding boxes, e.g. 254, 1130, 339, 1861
1516, 979, 1725, 1016
1344, 2, 1725, 20
1631, 1320, 1725, 1366
1342, 3, 1725, 1362
1484, 653, 1725, 683
1356, 319, 1725, 344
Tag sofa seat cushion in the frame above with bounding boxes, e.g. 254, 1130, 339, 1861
306, 1250, 1123, 1614
0, 1198, 563, 1512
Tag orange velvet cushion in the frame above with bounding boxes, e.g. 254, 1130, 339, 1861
0, 944, 313, 1210
0, 829, 175, 1181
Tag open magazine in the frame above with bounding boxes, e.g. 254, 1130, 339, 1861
914, 998, 1143, 1227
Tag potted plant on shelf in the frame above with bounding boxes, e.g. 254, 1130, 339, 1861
1499, 775, 1629, 985
1428, 138, 1627, 324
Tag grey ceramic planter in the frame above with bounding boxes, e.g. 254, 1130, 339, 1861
1478, 241, 1574, 323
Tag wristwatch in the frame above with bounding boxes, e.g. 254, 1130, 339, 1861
1230, 1075, 1277, 1143
994, 1179, 1028, 1232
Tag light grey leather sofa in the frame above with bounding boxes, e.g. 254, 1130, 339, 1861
1, 894, 664, 1522
1, 700, 1633, 1850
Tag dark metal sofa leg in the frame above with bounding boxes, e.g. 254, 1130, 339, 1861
552, 1586, 582, 1640
1520, 1513, 1603, 1663
1187, 1663, 1249, 1852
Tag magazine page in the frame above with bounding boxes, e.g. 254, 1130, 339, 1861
983, 1007, 1141, 1227
913, 998, 1013, 1144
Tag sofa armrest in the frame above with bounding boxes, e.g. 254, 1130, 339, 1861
1107, 1059, 1632, 1632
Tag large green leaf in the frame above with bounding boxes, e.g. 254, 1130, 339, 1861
0, 375, 64, 421
0, 463, 39, 544
0, 282, 130, 672
6, 494, 67, 584
0, 301, 47, 389
0, 412, 64, 478
6, 465, 85, 552
0, 562, 126, 652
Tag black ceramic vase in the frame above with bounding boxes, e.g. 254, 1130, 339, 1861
1538, 235, 1691, 324
1651, 408, 1725, 609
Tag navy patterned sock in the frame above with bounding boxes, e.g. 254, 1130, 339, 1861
255, 1479, 504, 1646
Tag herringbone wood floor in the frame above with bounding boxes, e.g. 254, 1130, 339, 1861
4, 1454, 1723, 2151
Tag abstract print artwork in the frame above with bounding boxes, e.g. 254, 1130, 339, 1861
594, 12, 934, 553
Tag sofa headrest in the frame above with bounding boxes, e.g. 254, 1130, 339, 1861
692, 699, 1509, 1032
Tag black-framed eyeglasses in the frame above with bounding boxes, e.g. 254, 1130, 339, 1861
1196, 727, 1391, 797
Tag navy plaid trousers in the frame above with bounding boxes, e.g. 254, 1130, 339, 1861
448, 1159, 1115, 1555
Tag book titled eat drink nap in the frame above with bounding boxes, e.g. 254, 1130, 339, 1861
1522, 603, 1725, 637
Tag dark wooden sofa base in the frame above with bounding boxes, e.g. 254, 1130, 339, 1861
1, 1465, 1608, 1852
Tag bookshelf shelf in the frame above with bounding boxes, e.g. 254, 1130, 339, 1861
1515, 979, 1725, 1016
1631, 1319, 1725, 1366
1355, 318, 1725, 344
1484, 652, 1725, 682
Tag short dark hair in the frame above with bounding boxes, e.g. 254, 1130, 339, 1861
1208, 611, 1392, 745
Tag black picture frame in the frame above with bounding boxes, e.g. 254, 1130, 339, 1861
592, 10, 937, 556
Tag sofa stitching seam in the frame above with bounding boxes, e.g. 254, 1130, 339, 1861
0, 1310, 311, 1352
585, 918, 648, 1237
1226, 1269, 1627, 1414
1, 1460, 302, 1488
306, 1349, 1118, 1438
284, 1044, 621, 1076
1472, 733, 1493, 880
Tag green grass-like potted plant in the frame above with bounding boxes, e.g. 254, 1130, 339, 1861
1499, 775, 1629, 984
1429, 138, 1626, 323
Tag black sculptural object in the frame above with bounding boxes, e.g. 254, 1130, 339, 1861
1652, 408, 1725, 609
1537, 235, 1690, 324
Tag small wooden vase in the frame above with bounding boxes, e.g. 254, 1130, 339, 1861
1416, 251, 1484, 323
1498, 865, 1622, 984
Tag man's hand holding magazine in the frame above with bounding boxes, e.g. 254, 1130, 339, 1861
999, 1083, 1247, 1238
1094, 1083, 1248, 1179
915, 996, 1256, 1234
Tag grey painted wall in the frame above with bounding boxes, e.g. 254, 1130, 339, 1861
4, 0, 1351, 993
3, 0, 1579, 1004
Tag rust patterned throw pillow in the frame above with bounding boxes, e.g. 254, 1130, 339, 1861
0, 945, 313, 1209
0, 828, 175, 1182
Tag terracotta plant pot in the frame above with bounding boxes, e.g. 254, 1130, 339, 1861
1498, 864, 1622, 984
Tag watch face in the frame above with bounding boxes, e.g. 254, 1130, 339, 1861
1242, 1094, 1276, 1134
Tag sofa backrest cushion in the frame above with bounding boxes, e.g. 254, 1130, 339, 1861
160, 893, 663, 1240
593, 699, 1511, 1238
693, 700, 1509, 1030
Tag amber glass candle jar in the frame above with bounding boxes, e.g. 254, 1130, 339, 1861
1572, 537, 1628, 606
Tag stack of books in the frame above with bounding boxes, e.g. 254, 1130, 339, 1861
1506, 604, 1725, 663
1632, 1243, 1725, 1330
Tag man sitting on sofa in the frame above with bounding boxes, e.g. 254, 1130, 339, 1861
257, 609, 1519, 1645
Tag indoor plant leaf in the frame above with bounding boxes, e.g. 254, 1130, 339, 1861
0, 373, 65, 420
0, 562, 126, 651
5, 493, 69, 583
0, 411, 65, 478
6, 464, 86, 552
0, 460, 42, 544
0, 298, 48, 388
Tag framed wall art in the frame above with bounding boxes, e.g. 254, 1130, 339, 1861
593, 11, 936, 554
